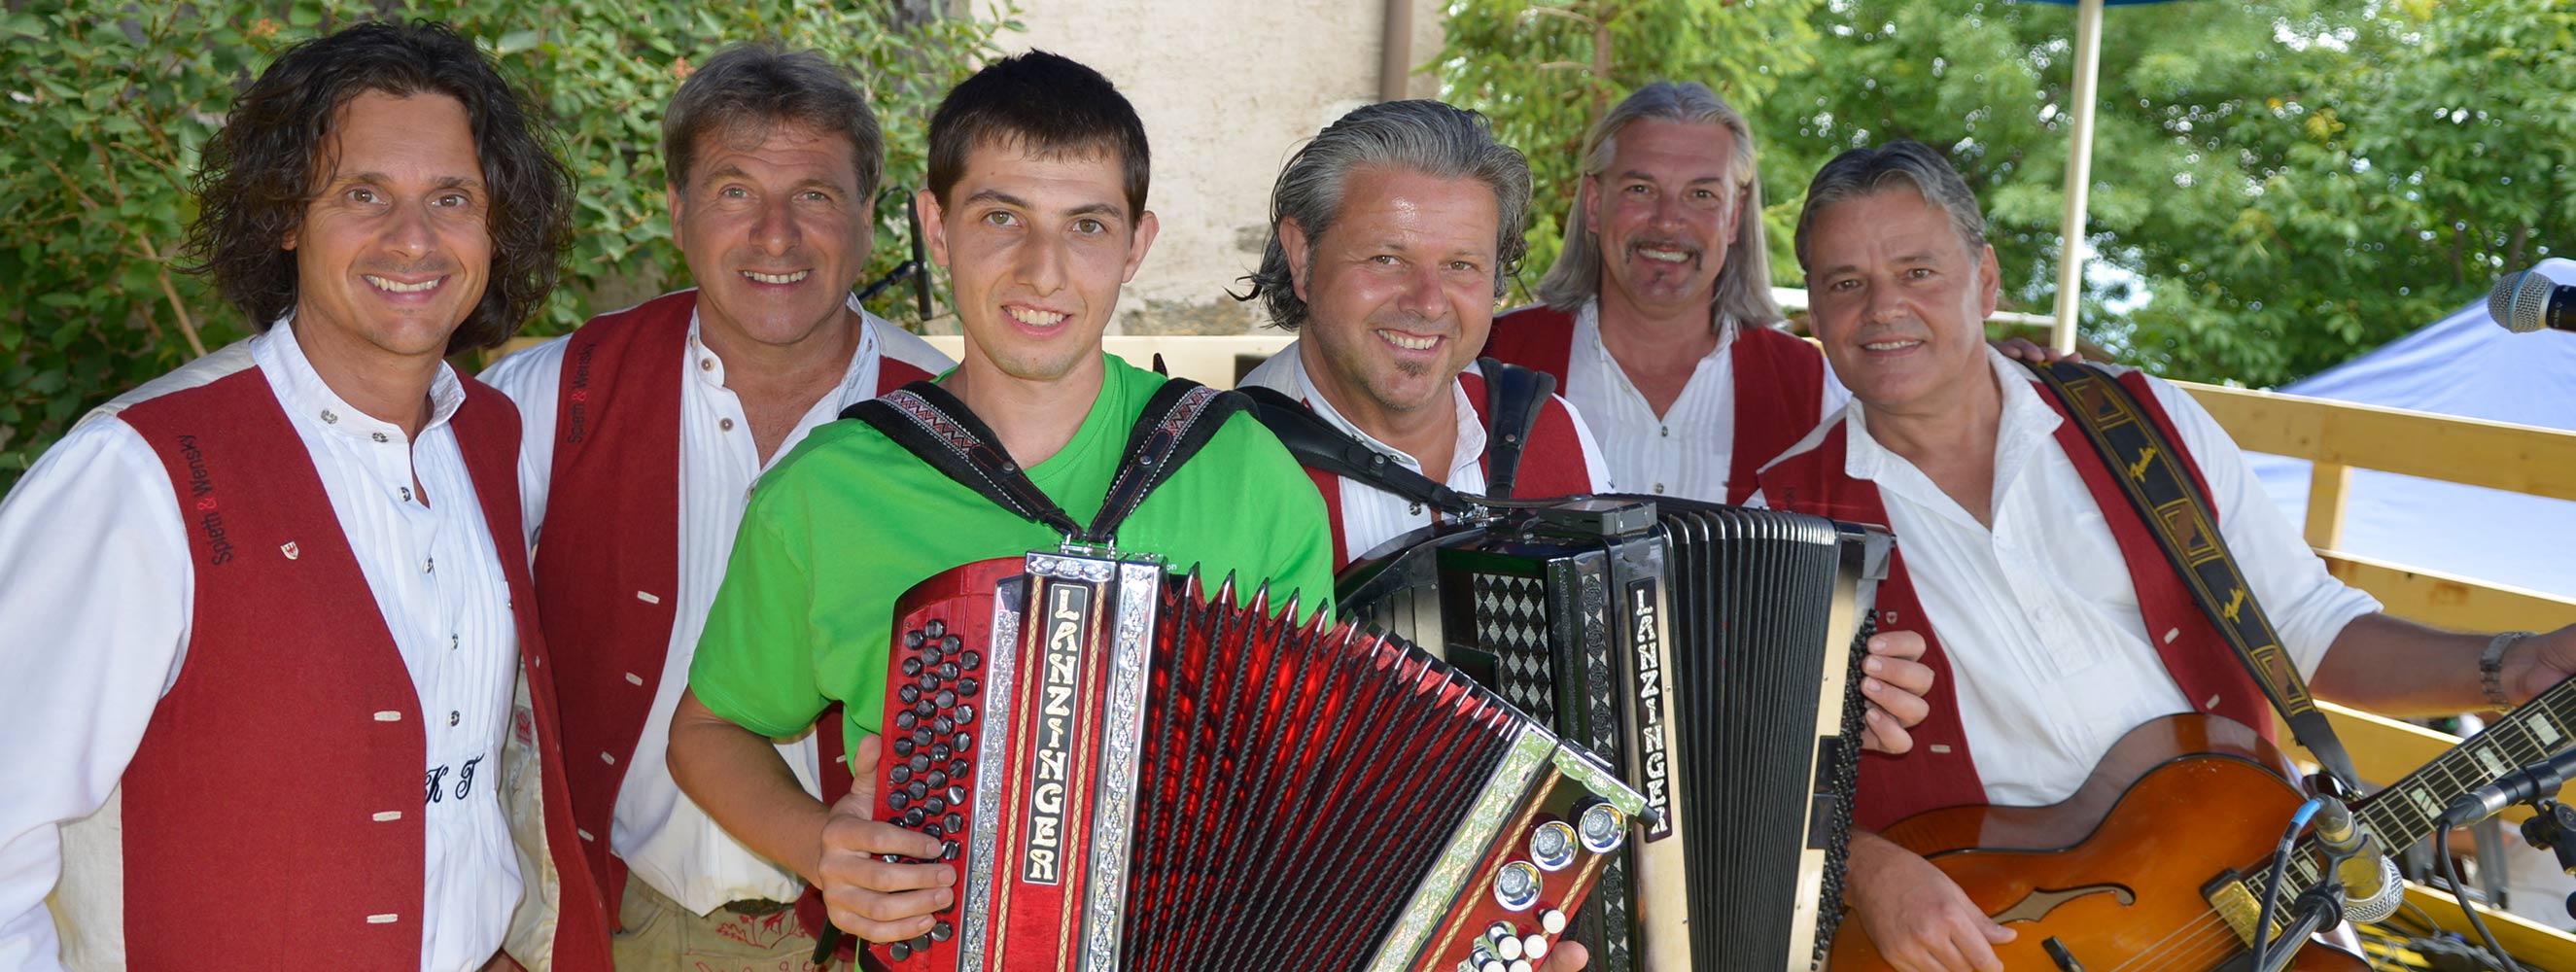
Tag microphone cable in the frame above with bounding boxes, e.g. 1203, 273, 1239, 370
2251, 796, 2328, 972
2433, 821, 2525, 972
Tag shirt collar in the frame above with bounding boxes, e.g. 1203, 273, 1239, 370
254, 313, 467, 443
1841, 344, 2064, 484
1575, 295, 1736, 366
1284, 343, 1487, 482
683, 295, 885, 411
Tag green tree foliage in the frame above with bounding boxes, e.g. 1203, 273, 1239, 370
0, 1, 1009, 487
1444, 0, 2573, 388
1438, 0, 1826, 303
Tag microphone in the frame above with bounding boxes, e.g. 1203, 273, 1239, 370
2444, 746, 2576, 825
2313, 797, 2405, 923
2489, 270, 2576, 333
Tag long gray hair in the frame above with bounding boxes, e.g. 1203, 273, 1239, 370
1237, 100, 1532, 330
1534, 81, 1781, 328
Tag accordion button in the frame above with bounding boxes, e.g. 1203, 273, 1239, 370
1576, 801, 1627, 853
952, 731, 973, 751
942, 841, 961, 861
1523, 935, 1548, 960
890, 737, 916, 757
957, 677, 981, 697
914, 727, 936, 747
902, 808, 926, 827
898, 684, 922, 705
924, 823, 944, 840
931, 921, 954, 943
907, 781, 929, 801
1495, 933, 1523, 961
888, 791, 909, 811
936, 689, 958, 709
1480, 960, 1505, 972
960, 650, 982, 671
945, 811, 963, 831
1539, 909, 1567, 935
1510, 961, 1532, 972
929, 744, 953, 762
895, 711, 920, 731
924, 620, 946, 640
933, 715, 955, 734
954, 704, 977, 726
908, 753, 931, 774
923, 797, 948, 816
949, 758, 971, 778
1493, 861, 1542, 912
901, 657, 923, 677
888, 942, 911, 961
937, 661, 961, 680
939, 635, 962, 655
925, 770, 949, 789
917, 674, 941, 691
904, 631, 926, 650
910, 934, 933, 953
1529, 821, 1578, 871
889, 764, 913, 784
915, 700, 938, 718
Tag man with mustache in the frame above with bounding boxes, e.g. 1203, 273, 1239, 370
1236, 100, 1613, 569
0, 21, 609, 971
479, 44, 952, 969
1481, 82, 1838, 505
664, 51, 1336, 957
1759, 140, 2576, 972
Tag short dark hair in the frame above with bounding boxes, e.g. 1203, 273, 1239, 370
662, 43, 883, 199
925, 51, 1148, 220
180, 20, 574, 354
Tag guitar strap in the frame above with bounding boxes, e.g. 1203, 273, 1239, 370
844, 377, 1246, 545
2021, 359, 2364, 790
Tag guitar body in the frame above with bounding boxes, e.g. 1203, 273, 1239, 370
1828, 713, 2370, 972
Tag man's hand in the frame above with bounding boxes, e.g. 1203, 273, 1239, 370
2504, 625, 2576, 705
1861, 631, 1935, 754
1535, 939, 1587, 971
818, 734, 957, 943
1846, 832, 2012, 972
1989, 335, 2079, 364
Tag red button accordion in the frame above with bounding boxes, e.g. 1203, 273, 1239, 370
868, 545, 1654, 972
1339, 498, 1894, 972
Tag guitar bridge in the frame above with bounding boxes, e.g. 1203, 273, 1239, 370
2200, 870, 2281, 948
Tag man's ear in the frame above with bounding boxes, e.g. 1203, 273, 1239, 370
1278, 218, 1312, 304
1121, 209, 1160, 283
1579, 176, 1602, 237
917, 189, 951, 268
1976, 243, 2002, 318
666, 185, 686, 253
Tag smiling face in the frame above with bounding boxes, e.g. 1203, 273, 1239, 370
921, 139, 1155, 387
669, 122, 872, 354
286, 89, 491, 361
1801, 186, 2000, 417
1285, 166, 1501, 429
1584, 118, 1744, 322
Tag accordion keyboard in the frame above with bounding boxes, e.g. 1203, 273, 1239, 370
879, 615, 981, 960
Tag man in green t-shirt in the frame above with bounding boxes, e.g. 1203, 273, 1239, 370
665, 52, 1336, 954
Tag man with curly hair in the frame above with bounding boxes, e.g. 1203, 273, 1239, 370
0, 20, 611, 972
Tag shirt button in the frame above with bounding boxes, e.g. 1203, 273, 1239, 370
400, 487, 412, 502
1660, 426, 1671, 437
719, 418, 735, 432
449, 633, 459, 651
447, 711, 460, 727
371, 432, 388, 443
1409, 502, 1423, 516
423, 557, 435, 574
1653, 483, 1666, 495
320, 410, 338, 425
700, 359, 715, 371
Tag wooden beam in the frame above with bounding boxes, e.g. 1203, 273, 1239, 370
2405, 881, 2576, 971
2181, 382, 2576, 503
2305, 462, 2352, 549
2321, 549, 2576, 633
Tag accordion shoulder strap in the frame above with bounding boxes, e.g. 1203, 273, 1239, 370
842, 377, 1244, 544
1239, 384, 1478, 516
2019, 358, 2363, 790
1476, 357, 1556, 501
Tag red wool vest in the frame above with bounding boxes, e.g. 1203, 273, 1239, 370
1300, 370, 1598, 569
115, 364, 610, 969
535, 290, 933, 915
1482, 304, 1826, 503
1754, 369, 2275, 831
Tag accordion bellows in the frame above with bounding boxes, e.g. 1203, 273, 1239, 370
871, 548, 1654, 972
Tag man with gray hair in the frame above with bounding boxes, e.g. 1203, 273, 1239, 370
1758, 140, 2576, 972
1481, 81, 1841, 505
1236, 99, 1612, 569
480, 43, 952, 968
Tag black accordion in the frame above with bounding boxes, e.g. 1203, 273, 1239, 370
867, 545, 1655, 972
1337, 497, 1895, 971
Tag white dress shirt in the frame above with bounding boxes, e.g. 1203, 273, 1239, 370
1761, 347, 2381, 807
481, 299, 952, 915
0, 322, 523, 972
1241, 343, 1612, 562
1564, 298, 1848, 501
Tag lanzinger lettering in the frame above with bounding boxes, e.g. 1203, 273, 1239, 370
1628, 579, 1674, 840
176, 435, 234, 566
1021, 582, 1090, 885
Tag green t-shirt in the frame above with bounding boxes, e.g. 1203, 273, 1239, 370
689, 353, 1336, 752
